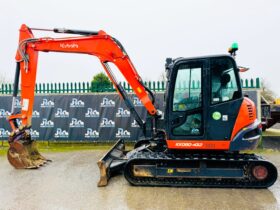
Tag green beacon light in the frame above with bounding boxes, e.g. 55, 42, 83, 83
228, 42, 238, 57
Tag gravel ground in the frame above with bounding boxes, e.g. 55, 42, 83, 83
0, 151, 279, 210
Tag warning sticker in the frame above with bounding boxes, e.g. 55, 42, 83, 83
22, 99, 29, 111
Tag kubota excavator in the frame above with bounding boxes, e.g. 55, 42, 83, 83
7, 24, 277, 188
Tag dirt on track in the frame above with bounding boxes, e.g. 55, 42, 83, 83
0, 151, 279, 210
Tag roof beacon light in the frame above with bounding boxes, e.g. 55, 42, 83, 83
228, 42, 239, 58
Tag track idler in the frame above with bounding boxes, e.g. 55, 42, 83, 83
7, 125, 50, 169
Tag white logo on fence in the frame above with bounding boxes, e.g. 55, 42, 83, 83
85, 108, 100, 118
54, 128, 69, 138
55, 108, 69, 118
69, 118, 84, 127
70, 98, 85, 107
0, 128, 10, 138
131, 120, 140, 128
32, 110, 40, 118
14, 99, 21, 108
30, 129, 40, 138
100, 118, 115, 127
41, 99, 55, 108
116, 108, 130, 117
85, 128, 99, 138
133, 97, 143, 106
40, 119, 54, 127
0, 109, 11, 118
17, 119, 22, 126
116, 128, 131, 138
100, 97, 115, 107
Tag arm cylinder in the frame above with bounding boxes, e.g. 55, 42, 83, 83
11, 62, 20, 114
13, 62, 20, 97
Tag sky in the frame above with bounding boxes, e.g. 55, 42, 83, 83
0, 0, 279, 96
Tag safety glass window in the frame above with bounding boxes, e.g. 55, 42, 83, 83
211, 58, 240, 104
173, 64, 202, 111
173, 113, 202, 136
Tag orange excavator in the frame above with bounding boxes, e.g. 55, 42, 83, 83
7, 24, 277, 188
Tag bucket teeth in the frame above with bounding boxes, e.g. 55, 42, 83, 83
97, 160, 109, 187
7, 126, 50, 169
7, 140, 50, 169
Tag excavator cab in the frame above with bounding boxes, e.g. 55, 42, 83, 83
163, 55, 264, 152
165, 55, 248, 150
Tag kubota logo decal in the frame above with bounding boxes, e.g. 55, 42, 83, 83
60, 43, 79, 49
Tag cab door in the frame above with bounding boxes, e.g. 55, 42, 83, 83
166, 59, 207, 141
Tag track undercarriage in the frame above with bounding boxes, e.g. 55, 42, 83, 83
98, 139, 278, 188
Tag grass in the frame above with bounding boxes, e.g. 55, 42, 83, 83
0, 132, 279, 157
247, 148, 279, 154
263, 128, 280, 137
0, 147, 6, 156
0, 141, 136, 156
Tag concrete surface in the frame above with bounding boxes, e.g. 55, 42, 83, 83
262, 136, 280, 150
0, 151, 279, 210
272, 123, 280, 129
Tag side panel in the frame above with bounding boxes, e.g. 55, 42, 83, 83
206, 99, 242, 140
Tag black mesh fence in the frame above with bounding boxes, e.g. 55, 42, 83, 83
0, 90, 258, 141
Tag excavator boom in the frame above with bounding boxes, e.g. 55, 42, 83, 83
7, 24, 158, 170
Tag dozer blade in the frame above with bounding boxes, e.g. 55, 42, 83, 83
7, 140, 50, 169
97, 139, 127, 187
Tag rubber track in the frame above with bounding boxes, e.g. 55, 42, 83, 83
124, 151, 278, 188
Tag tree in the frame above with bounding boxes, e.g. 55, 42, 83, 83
261, 79, 276, 103
91, 72, 112, 92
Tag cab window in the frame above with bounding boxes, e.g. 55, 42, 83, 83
172, 63, 203, 136
173, 64, 202, 111
211, 58, 240, 104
